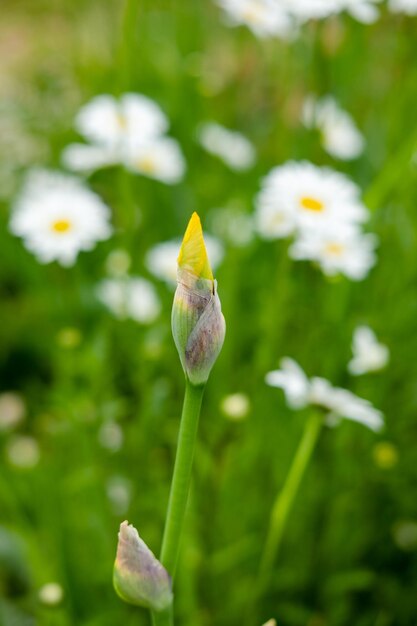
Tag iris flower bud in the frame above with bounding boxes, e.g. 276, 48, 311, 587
113, 521, 173, 612
172, 213, 226, 386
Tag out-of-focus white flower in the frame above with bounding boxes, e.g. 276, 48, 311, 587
262, 621, 277, 626
265, 358, 311, 409
348, 325, 389, 375
392, 520, 417, 551
6, 436, 40, 468
289, 224, 377, 281
145, 241, 183, 284
342, 0, 382, 23
255, 198, 298, 240
282, 0, 381, 23
199, 122, 255, 171
0, 392, 25, 431
63, 93, 186, 185
388, 0, 417, 14
302, 95, 364, 160
105, 249, 132, 277
10, 171, 113, 266
266, 357, 384, 431
124, 137, 186, 184
74, 94, 168, 148
217, 0, 382, 31
209, 207, 254, 247
39, 583, 64, 606
98, 421, 124, 452
97, 277, 161, 323
107, 476, 132, 515
220, 393, 251, 420
309, 377, 384, 431
216, 0, 294, 38
62, 143, 119, 173
256, 162, 368, 236
146, 235, 224, 285
283, 0, 334, 19
255, 161, 376, 281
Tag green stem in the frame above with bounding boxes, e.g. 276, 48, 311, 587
151, 380, 205, 626
118, 0, 139, 92
252, 412, 323, 611
364, 124, 417, 212
152, 606, 174, 626
160, 380, 205, 576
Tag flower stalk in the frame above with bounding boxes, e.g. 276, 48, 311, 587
250, 411, 323, 618
159, 380, 205, 577
152, 213, 225, 625
114, 213, 224, 626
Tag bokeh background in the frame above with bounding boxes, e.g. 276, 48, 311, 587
1, 1, 417, 625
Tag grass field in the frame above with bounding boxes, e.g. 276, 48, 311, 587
1, 1, 417, 625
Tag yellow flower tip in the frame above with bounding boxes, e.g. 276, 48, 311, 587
177, 212, 213, 281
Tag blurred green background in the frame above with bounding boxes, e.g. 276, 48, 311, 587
1, 1, 417, 625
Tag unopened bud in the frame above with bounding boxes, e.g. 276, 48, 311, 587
172, 213, 226, 386
113, 521, 173, 612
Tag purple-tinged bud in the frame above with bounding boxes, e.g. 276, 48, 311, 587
113, 521, 173, 612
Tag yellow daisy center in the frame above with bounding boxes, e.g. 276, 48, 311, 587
136, 156, 156, 174
325, 242, 344, 256
116, 113, 127, 129
300, 196, 325, 212
51, 219, 72, 234
271, 213, 285, 226
243, 5, 263, 23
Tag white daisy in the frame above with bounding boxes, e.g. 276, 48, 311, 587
124, 137, 186, 184
265, 357, 311, 409
256, 161, 368, 236
337, 0, 380, 22
388, 0, 417, 14
97, 277, 161, 324
145, 235, 224, 285
289, 224, 377, 280
348, 325, 389, 375
199, 122, 255, 171
75, 93, 168, 148
282, 0, 381, 22
216, 0, 294, 38
10, 171, 113, 266
61, 143, 119, 173
145, 241, 183, 285
63, 93, 186, 184
309, 377, 384, 431
255, 193, 298, 240
302, 95, 364, 160
338, 0, 381, 23
280, 0, 336, 20
209, 207, 254, 247
266, 357, 384, 431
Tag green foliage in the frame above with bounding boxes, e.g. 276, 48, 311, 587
1, 1, 417, 625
